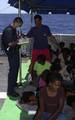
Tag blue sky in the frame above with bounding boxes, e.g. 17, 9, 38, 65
0, 0, 25, 14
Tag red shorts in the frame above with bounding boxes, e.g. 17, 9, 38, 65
31, 49, 51, 63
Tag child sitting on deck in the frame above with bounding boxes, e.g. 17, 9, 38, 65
32, 54, 51, 87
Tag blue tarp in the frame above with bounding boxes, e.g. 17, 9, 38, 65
8, 0, 75, 14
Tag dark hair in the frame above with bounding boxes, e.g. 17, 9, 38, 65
13, 17, 23, 24
34, 15, 42, 20
40, 70, 50, 79
69, 43, 75, 48
40, 70, 50, 85
47, 72, 63, 84
50, 58, 61, 72
59, 42, 65, 47
37, 54, 46, 62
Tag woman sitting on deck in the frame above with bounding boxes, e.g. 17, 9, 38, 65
33, 72, 67, 120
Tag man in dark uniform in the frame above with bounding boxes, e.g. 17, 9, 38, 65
2, 17, 23, 97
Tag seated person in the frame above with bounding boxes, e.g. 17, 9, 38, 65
33, 72, 67, 120
19, 91, 37, 105
32, 54, 51, 87
50, 58, 61, 73
66, 90, 75, 120
59, 42, 65, 53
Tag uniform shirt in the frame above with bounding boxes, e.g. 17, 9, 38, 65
2, 25, 19, 52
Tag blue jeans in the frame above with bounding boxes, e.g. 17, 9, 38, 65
40, 112, 68, 120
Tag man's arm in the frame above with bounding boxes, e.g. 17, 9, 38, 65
48, 35, 58, 46
48, 34, 59, 51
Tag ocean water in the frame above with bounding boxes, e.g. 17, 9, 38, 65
0, 14, 75, 34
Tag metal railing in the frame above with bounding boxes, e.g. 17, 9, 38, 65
0, 33, 75, 56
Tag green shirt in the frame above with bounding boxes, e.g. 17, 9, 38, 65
34, 61, 51, 76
